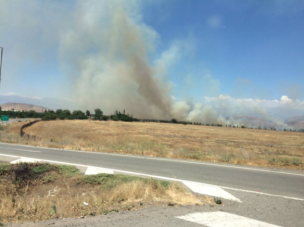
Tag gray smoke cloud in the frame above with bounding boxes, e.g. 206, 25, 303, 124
59, 0, 172, 118
46, 0, 304, 128
0, 0, 303, 129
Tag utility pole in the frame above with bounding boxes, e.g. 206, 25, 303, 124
0, 47, 3, 82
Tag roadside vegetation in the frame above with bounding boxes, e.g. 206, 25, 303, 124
1, 120, 303, 170
0, 163, 208, 223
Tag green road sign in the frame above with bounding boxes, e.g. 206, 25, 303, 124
1, 115, 9, 121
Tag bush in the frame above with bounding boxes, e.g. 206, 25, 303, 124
42, 113, 57, 121
66, 115, 74, 120
56, 165, 79, 176
171, 118, 177, 123
112, 116, 119, 121
58, 114, 66, 120
32, 164, 50, 174
102, 116, 109, 121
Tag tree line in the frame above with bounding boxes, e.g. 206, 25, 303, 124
0, 107, 302, 132
0, 107, 139, 122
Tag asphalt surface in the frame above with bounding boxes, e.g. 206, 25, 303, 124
0, 118, 33, 125
1, 142, 304, 226
0, 142, 303, 200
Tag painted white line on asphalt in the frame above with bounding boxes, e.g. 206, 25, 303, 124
85, 167, 114, 175
16, 149, 41, 153
0, 154, 19, 158
0, 153, 303, 201
220, 185, 304, 201
1, 142, 303, 177
177, 212, 282, 227
11, 158, 41, 164
182, 181, 241, 202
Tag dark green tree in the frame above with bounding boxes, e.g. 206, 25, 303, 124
56, 109, 63, 115
94, 108, 103, 120
171, 118, 178, 123
86, 110, 90, 117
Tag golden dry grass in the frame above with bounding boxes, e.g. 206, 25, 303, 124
0, 163, 209, 223
2, 120, 304, 169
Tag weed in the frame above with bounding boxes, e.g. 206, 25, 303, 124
292, 158, 302, 166
103, 209, 109, 215
43, 174, 57, 183
33, 164, 50, 174
159, 180, 170, 188
0, 164, 12, 175
79, 174, 142, 190
56, 165, 79, 177
214, 198, 222, 204
48, 204, 57, 216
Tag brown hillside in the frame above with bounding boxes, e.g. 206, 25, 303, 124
0, 103, 49, 112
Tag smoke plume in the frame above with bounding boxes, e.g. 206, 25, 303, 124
0, 0, 303, 129
59, 1, 172, 119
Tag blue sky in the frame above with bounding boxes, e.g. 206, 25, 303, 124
0, 0, 303, 120
141, 0, 304, 100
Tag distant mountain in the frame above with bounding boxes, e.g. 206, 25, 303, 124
0, 94, 77, 111
232, 115, 274, 127
285, 115, 304, 129
0, 103, 49, 112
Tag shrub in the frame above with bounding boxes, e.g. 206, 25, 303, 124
32, 164, 50, 174
102, 116, 109, 121
171, 118, 177, 123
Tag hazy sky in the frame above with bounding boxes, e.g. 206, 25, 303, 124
0, 0, 303, 121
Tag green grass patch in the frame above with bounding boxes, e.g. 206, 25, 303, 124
79, 174, 171, 190
79, 174, 142, 189
0, 164, 12, 175
56, 165, 79, 176
32, 164, 51, 174
43, 174, 57, 182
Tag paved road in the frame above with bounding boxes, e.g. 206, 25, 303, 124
0, 118, 33, 125
0, 142, 303, 199
1, 142, 304, 226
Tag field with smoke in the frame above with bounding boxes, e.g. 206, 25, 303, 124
56, 1, 296, 129
1, 0, 303, 129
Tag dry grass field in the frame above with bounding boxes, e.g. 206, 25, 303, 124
0, 163, 209, 223
1, 120, 304, 169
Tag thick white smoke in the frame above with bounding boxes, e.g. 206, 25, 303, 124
36, 0, 304, 128
0, 0, 303, 128
59, 0, 172, 119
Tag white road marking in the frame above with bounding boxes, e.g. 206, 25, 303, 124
0, 153, 303, 201
11, 158, 41, 163
16, 149, 41, 152
183, 181, 241, 202
85, 167, 114, 175
1, 142, 303, 177
177, 212, 282, 227
220, 185, 304, 201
